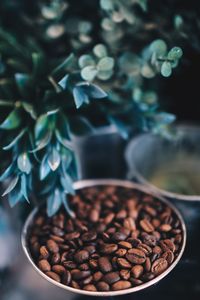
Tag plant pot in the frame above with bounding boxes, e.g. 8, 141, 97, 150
22, 179, 186, 297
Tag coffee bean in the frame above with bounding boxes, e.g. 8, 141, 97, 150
142, 234, 157, 247
51, 253, 60, 265
71, 269, 91, 280
83, 284, 97, 291
81, 275, 93, 285
112, 280, 132, 290
160, 239, 176, 253
63, 260, 77, 269
74, 250, 89, 263
79, 263, 90, 271
118, 241, 132, 249
89, 209, 100, 223
144, 257, 151, 272
47, 239, 59, 253
141, 272, 155, 282
52, 226, 64, 237
82, 231, 97, 242
159, 224, 172, 232
112, 232, 127, 242
38, 259, 51, 272
140, 219, 154, 233
50, 235, 65, 243
71, 280, 80, 289
52, 265, 66, 275
97, 281, 110, 291
65, 232, 80, 240
131, 265, 143, 278
117, 258, 132, 269
153, 246, 162, 254
93, 271, 103, 282
103, 272, 120, 284
98, 257, 112, 273
84, 245, 96, 254
143, 206, 157, 217
162, 250, 174, 264
126, 248, 146, 264
123, 218, 136, 231
100, 243, 118, 254
89, 259, 98, 269
63, 270, 72, 285
120, 269, 130, 280
130, 278, 143, 286
137, 243, 152, 256
151, 258, 168, 275
46, 271, 61, 282
115, 248, 127, 257
39, 246, 49, 259
116, 210, 127, 220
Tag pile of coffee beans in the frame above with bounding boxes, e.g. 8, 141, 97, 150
29, 185, 184, 292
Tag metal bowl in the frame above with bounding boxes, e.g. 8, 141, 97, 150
21, 179, 186, 297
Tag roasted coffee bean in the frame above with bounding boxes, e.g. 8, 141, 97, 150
123, 218, 136, 231
38, 259, 51, 272
79, 263, 90, 271
140, 219, 154, 233
112, 280, 132, 290
131, 265, 143, 278
63, 270, 72, 285
71, 269, 91, 280
115, 248, 127, 257
120, 269, 130, 280
159, 224, 172, 232
39, 246, 49, 259
116, 209, 127, 220
98, 257, 112, 273
103, 272, 120, 284
46, 271, 61, 282
112, 232, 127, 242
93, 271, 103, 282
29, 184, 183, 292
137, 243, 152, 256
162, 250, 174, 264
160, 239, 176, 253
82, 231, 97, 242
52, 265, 66, 275
97, 281, 110, 291
63, 261, 77, 269
83, 284, 97, 291
117, 258, 132, 269
118, 241, 132, 249
74, 250, 89, 263
151, 258, 168, 275
100, 243, 118, 254
144, 257, 151, 272
126, 248, 146, 264
47, 239, 59, 253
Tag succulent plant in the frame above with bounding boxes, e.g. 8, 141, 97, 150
0, 0, 184, 216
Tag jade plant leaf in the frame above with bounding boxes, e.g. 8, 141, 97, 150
0, 109, 21, 130
17, 153, 31, 174
48, 148, 61, 171
2, 176, 19, 197
47, 189, 62, 217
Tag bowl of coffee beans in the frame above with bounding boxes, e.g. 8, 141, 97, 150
22, 179, 186, 296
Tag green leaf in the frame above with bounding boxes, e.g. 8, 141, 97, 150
58, 74, 69, 89
34, 114, 49, 140
0, 163, 15, 181
8, 188, 23, 208
48, 148, 61, 171
3, 128, 27, 150
0, 109, 21, 130
73, 86, 89, 109
161, 61, 172, 77
81, 66, 97, 81
150, 39, 167, 56
60, 171, 75, 195
100, 0, 113, 11
21, 102, 37, 119
97, 69, 113, 80
55, 129, 74, 150
47, 189, 62, 217
108, 116, 129, 139
168, 47, 183, 60
93, 44, 108, 58
78, 55, 95, 68
51, 53, 75, 81
30, 131, 52, 152
68, 116, 94, 136
80, 83, 107, 98
15, 73, 31, 98
62, 194, 75, 218
20, 174, 29, 202
17, 153, 31, 174
2, 176, 19, 197
97, 57, 114, 71
0, 100, 14, 107
32, 52, 45, 78
40, 154, 51, 180
174, 15, 183, 29
154, 113, 176, 124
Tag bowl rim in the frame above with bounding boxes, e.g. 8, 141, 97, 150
125, 124, 200, 201
21, 179, 187, 297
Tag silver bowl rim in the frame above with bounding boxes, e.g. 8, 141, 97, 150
21, 179, 187, 297
125, 124, 200, 202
